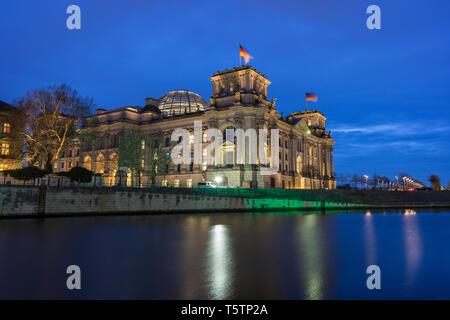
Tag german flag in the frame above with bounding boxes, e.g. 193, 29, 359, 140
239, 44, 253, 64
305, 93, 318, 102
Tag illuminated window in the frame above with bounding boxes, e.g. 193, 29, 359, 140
3, 123, 10, 133
0, 163, 7, 171
69, 161, 73, 168
189, 134, 194, 144
126, 171, 132, 187
223, 126, 234, 142
186, 179, 192, 188
174, 179, 179, 188
226, 151, 234, 165
141, 158, 145, 168
141, 139, 145, 150
202, 161, 207, 171
1, 143, 10, 155
162, 179, 167, 187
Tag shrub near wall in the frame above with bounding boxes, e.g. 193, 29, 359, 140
3, 166, 47, 182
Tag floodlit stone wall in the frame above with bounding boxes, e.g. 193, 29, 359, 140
0, 186, 40, 216
1, 185, 449, 217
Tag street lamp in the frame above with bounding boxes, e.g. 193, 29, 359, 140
363, 175, 368, 189
214, 176, 222, 186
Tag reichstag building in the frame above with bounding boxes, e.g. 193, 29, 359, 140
55, 66, 336, 189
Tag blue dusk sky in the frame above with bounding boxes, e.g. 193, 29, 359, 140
1, 0, 449, 185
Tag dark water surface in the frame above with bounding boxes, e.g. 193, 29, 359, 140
0, 210, 449, 299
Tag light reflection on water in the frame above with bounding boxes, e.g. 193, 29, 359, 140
403, 213, 422, 287
364, 211, 377, 265
0, 209, 448, 299
297, 215, 325, 300
206, 224, 232, 299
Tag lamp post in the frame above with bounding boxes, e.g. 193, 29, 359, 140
214, 175, 223, 186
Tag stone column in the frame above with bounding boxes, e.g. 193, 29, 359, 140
208, 119, 218, 167
318, 146, 323, 177
289, 134, 295, 175
330, 149, 334, 177
236, 117, 244, 165
255, 120, 261, 166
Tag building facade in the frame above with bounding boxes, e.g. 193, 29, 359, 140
56, 66, 336, 189
0, 100, 24, 171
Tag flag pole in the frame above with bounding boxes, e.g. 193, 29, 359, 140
239, 43, 241, 67
305, 98, 308, 111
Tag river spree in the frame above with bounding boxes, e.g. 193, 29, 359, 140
0, 210, 449, 299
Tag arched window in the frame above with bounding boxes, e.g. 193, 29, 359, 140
222, 126, 235, 166
83, 156, 92, 171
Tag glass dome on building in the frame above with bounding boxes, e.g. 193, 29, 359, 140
157, 90, 208, 116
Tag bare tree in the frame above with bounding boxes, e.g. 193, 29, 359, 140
370, 173, 381, 189
335, 173, 347, 186
15, 84, 93, 171
429, 174, 441, 191
350, 174, 361, 189
380, 176, 390, 189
